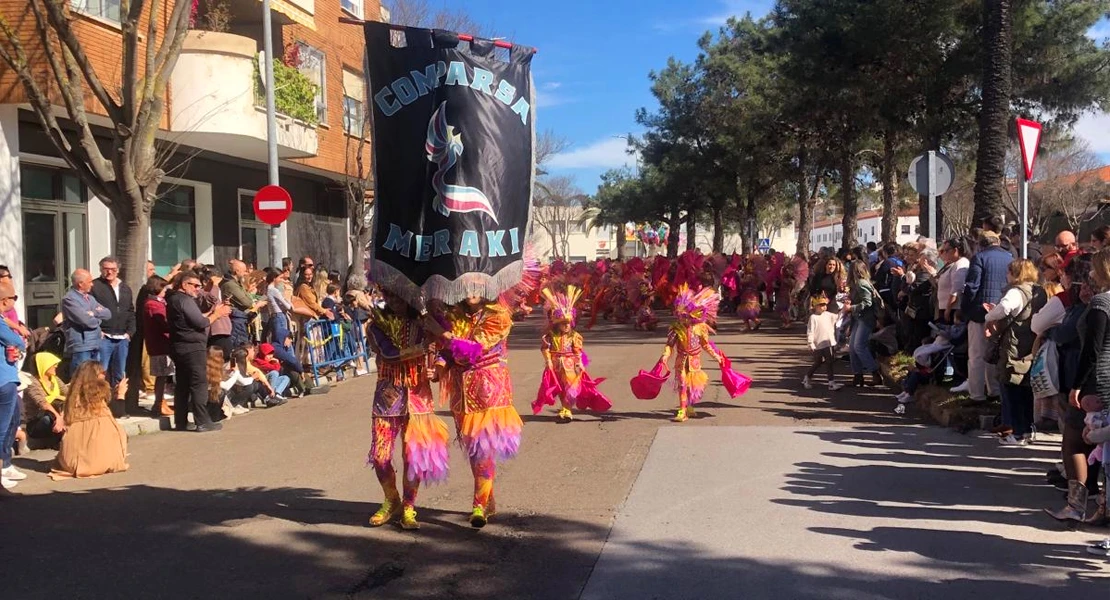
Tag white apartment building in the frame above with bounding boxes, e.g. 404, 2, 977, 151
807, 208, 922, 252
527, 221, 800, 262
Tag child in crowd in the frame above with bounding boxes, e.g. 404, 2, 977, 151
246, 344, 290, 400
253, 342, 305, 397
803, 294, 844, 391
321, 284, 347, 319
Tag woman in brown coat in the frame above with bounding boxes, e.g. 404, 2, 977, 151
50, 361, 129, 479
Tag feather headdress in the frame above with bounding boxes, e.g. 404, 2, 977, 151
542, 285, 583, 327
673, 284, 720, 325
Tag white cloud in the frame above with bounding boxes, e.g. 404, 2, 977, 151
654, 0, 772, 31
534, 91, 573, 109
547, 137, 639, 170
542, 82, 563, 90
1074, 111, 1110, 154
1089, 18, 1110, 41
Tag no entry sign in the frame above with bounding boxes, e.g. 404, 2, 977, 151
253, 185, 293, 226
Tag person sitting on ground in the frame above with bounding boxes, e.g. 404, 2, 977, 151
253, 342, 304, 398
21, 352, 68, 446
49, 362, 129, 480
245, 343, 289, 401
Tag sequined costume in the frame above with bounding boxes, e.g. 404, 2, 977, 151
437, 302, 524, 527
364, 307, 451, 529
534, 286, 611, 420
657, 286, 733, 422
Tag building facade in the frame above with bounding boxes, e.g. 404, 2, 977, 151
807, 208, 922, 252
0, 0, 385, 328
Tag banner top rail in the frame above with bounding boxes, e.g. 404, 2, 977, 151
338, 18, 535, 52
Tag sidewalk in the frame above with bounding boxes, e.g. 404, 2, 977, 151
581, 425, 1107, 600
112, 362, 377, 438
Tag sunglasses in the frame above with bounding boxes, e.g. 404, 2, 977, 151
101, 267, 119, 273
1, 295, 17, 302
182, 281, 201, 288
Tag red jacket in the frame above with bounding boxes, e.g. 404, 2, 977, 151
142, 297, 171, 356
252, 355, 280, 374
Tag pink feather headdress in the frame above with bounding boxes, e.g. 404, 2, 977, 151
542, 285, 583, 327
672, 284, 720, 325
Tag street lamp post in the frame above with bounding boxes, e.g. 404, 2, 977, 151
262, 0, 281, 267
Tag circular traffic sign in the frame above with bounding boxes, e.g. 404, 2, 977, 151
907, 152, 955, 196
253, 185, 293, 226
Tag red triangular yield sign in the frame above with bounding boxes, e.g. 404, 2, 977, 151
1015, 118, 1042, 181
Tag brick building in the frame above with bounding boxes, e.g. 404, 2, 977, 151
0, 0, 384, 328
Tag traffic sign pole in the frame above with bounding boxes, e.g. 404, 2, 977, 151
927, 151, 937, 240
1020, 177, 1029, 259
262, 0, 282, 267
1015, 118, 1043, 261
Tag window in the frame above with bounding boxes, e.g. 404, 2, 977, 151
914, 225, 921, 234
239, 192, 272, 269
871, 226, 875, 236
901, 225, 911, 235
340, 0, 363, 18
151, 186, 196, 277
70, 0, 120, 23
342, 69, 365, 135
295, 43, 327, 123
21, 166, 84, 204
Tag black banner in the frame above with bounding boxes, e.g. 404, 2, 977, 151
363, 22, 536, 305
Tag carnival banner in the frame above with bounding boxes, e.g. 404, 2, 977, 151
362, 22, 536, 305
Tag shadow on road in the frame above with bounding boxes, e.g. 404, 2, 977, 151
0, 483, 614, 600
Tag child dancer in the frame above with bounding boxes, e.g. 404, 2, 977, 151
656, 285, 733, 422
433, 295, 524, 528
534, 286, 611, 421
737, 257, 763, 331
803, 294, 844, 391
364, 292, 450, 530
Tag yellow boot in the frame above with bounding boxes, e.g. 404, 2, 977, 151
400, 506, 420, 530
469, 505, 488, 529
673, 408, 688, 423
369, 496, 401, 527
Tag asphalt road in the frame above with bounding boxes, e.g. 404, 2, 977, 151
2, 316, 1105, 599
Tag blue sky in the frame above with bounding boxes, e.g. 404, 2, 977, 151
459, 1, 1109, 193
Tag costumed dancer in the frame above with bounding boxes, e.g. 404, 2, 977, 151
533, 286, 612, 421
737, 256, 763, 331
654, 285, 743, 422
433, 296, 524, 528
364, 292, 451, 530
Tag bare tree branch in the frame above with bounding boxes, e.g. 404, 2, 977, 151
42, 0, 120, 119
387, 0, 486, 35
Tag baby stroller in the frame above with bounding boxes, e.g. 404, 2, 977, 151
894, 322, 968, 413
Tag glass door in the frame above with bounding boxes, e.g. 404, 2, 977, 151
21, 206, 87, 330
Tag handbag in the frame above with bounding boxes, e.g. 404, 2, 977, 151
1029, 340, 1060, 399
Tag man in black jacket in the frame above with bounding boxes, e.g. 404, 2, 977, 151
90, 257, 135, 391
167, 271, 231, 432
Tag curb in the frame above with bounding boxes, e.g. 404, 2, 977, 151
118, 363, 377, 436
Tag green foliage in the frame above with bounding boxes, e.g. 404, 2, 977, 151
253, 59, 319, 125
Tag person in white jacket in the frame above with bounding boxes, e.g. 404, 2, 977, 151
984, 259, 1044, 446
936, 239, 970, 323
802, 294, 844, 391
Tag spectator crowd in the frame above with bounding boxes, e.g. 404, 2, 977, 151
787, 218, 1110, 537
0, 256, 377, 490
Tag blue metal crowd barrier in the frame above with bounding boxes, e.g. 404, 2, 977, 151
302, 317, 370, 387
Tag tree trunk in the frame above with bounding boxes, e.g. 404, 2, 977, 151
685, 218, 696, 252
115, 204, 151, 297
666, 215, 680, 258
117, 203, 150, 417
881, 132, 898, 243
615, 227, 626, 261
972, 0, 1013, 227
840, 146, 858, 251
712, 202, 724, 253
795, 146, 814, 257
